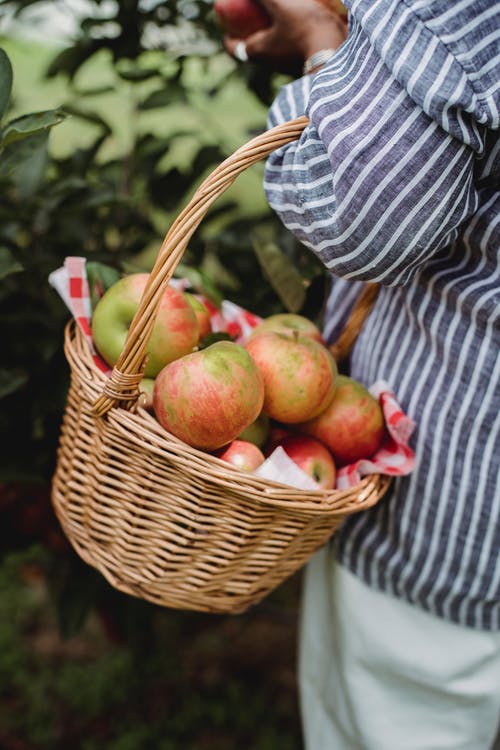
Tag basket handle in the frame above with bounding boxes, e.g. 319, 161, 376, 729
92, 116, 309, 416
329, 282, 379, 363
91, 115, 379, 416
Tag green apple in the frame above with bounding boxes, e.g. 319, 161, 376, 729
238, 413, 270, 447
91, 273, 199, 378
138, 377, 155, 411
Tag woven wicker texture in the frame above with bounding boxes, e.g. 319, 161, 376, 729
52, 117, 390, 614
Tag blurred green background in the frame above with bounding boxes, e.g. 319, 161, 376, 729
0, 1, 328, 747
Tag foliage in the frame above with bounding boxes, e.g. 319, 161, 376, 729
0, 46, 69, 483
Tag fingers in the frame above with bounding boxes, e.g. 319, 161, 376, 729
243, 26, 278, 58
224, 26, 276, 63
225, 38, 248, 61
222, 0, 348, 74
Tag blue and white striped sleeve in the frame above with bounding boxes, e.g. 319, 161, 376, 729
264, 20, 484, 287
266, 74, 314, 127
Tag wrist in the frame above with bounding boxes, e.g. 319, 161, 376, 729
301, 16, 348, 74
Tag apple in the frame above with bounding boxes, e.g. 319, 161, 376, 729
184, 292, 212, 342
275, 435, 336, 490
237, 412, 270, 447
138, 377, 155, 411
247, 312, 325, 345
215, 439, 265, 472
91, 273, 199, 377
214, 0, 271, 37
245, 330, 337, 424
299, 375, 385, 465
264, 422, 293, 455
153, 340, 265, 450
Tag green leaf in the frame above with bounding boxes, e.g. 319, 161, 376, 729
0, 367, 29, 398
201, 250, 241, 293
139, 84, 188, 109
0, 108, 67, 148
0, 131, 49, 197
198, 332, 235, 349
116, 64, 159, 82
252, 235, 307, 313
60, 104, 111, 134
174, 262, 223, 306
86, 262, 121, 310
46, 40, 102, 80
0, 48, 13, 122
0, 246, 23, 279
72, 84, 116, 97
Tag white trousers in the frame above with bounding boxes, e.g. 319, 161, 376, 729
299, 546, 500, 750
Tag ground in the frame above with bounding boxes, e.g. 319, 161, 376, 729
0, 537, 304, 750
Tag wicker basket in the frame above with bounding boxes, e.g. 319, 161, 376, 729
51, 116, 390, 615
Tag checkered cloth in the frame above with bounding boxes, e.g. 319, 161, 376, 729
336, 382, 416, 490
168, 278, 264, 343
49, 256, 416, 491
49, 256, 110, 373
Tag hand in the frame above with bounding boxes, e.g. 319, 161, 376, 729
224, 0, 348, 76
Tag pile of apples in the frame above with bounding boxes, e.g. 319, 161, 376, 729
91, 273, 385, 491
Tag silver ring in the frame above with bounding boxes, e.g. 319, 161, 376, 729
234, 40, 248, 62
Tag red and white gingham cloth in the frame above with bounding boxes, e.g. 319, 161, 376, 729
49, 256, 111, 374
335, 382, 416, 490
49, 256, 416, 491
169, 277, 263, 343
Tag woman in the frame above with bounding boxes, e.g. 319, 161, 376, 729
223, 1, 500, 748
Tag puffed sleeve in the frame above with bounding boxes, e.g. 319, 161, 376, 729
264, 19, 485, 287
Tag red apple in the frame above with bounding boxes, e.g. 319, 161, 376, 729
214, 0, 271, 37
91, 273, 199, 377
299, 375, 385, 465
245, 331, 337, 424
184, 292, 212, 342
153, 340, 265, 450
215, 439, 265, 472
275, 435, 336, 490
247, 313, 325, 345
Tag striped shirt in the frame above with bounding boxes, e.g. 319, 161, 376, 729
264, 0, 500, 630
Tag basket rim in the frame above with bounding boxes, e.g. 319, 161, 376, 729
63, 319, 390, 516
